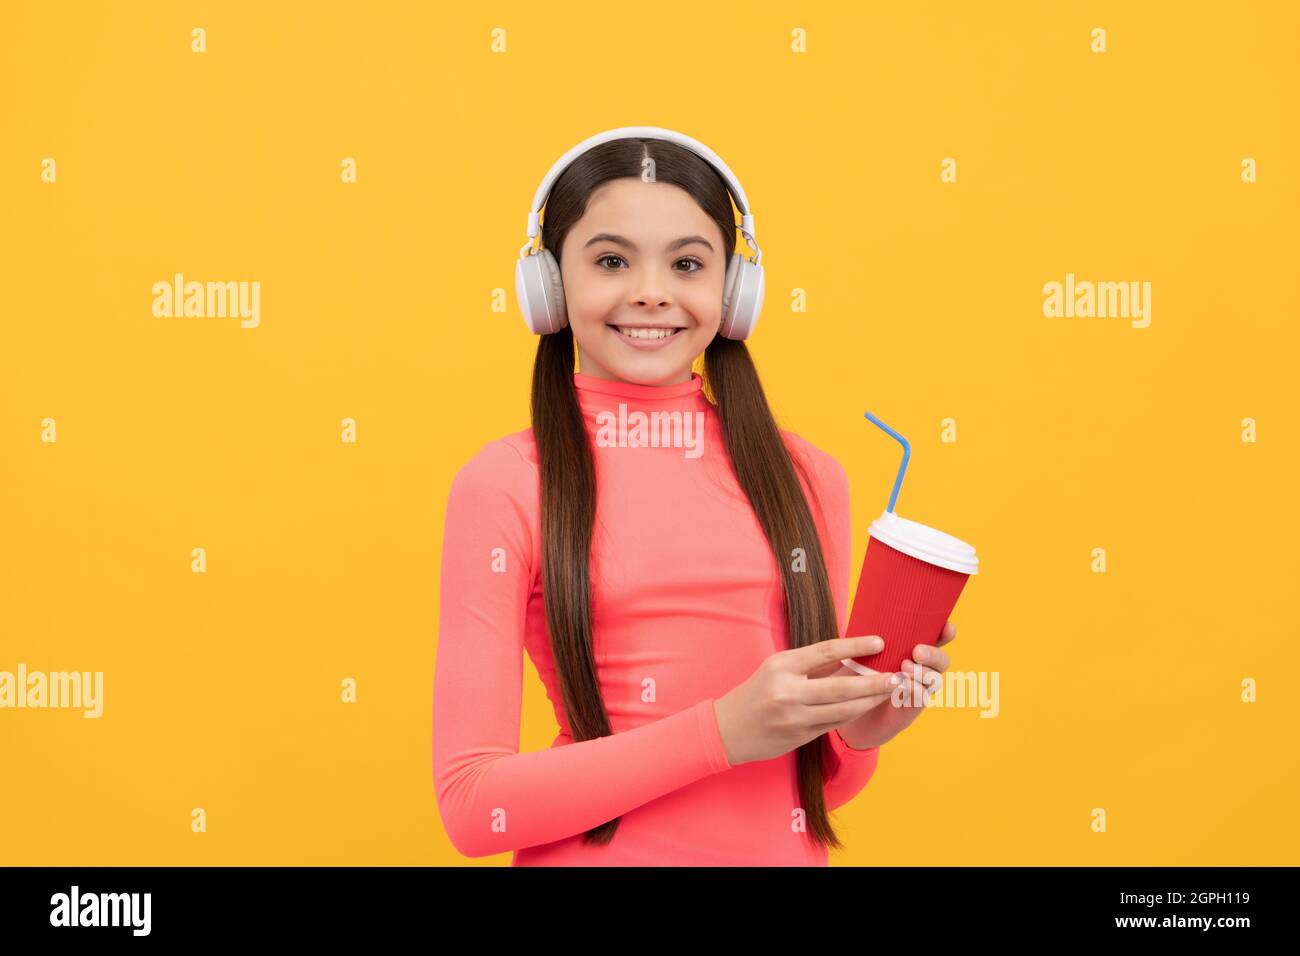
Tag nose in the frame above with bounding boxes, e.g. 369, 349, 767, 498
629, 278, 673, 311
630, 294, 672, 311
622, 260, 678, 309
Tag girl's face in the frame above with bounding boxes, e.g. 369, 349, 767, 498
557, 177, 728, 386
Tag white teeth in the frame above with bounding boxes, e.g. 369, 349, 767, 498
616, 327, 679, 340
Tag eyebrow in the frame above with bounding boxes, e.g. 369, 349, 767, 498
583, 233, 714, 253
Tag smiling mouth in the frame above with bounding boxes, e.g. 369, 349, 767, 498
609, 325, 685, 340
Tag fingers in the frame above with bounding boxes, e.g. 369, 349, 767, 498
899, 659, 943, 691
794, 628, 953, 680
807, 691, 896, 733
805, 637, 883, 678
805, 662, 858, 681
790, 635, 883, 676
912, 642, 950, 673
798, 672, 899, 705
905, 639, 950, 696
894, 667, 940, 707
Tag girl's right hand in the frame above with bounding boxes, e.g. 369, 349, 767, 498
712, 636, 900, 766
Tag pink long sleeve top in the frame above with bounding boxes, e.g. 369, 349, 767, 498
432, 370, 880, 865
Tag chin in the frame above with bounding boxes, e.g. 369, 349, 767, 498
576, 320, 710, 382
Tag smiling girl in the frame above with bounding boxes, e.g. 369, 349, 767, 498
432, 127, 956, 865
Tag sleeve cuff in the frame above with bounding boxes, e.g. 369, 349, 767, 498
696, 698, 733, 773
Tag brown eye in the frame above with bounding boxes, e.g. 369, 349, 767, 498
676, 257, 704, 273
596, 254, 626, 269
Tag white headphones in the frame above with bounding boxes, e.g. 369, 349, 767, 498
514, 126, 765, 340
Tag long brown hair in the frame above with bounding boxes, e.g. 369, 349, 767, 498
530, 137, 846, 850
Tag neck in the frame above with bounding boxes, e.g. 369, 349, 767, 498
572, 370, 706, 403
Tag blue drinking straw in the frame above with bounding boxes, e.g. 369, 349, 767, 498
864, 412, 909, 514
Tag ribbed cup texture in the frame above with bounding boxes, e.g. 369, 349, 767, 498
846, 536, 971, 675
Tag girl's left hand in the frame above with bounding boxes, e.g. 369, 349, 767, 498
819, 620, 957, 750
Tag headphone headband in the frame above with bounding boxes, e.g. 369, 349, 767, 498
522, 125, 759, 265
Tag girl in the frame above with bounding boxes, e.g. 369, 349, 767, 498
433, 129, 957, 865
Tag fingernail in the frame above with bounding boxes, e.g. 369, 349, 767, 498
888, 674, 901, 685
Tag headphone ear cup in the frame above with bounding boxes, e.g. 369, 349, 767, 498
515, 248, 568, 334
720, 254, 741, 339
720, 253, 764, 340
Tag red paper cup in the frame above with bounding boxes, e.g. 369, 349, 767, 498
842, 509, 979, 677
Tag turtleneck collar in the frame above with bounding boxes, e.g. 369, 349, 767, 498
573, 371, 705, 402
571, 370, 711, 457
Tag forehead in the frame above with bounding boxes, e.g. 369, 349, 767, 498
573, 177, 720, 235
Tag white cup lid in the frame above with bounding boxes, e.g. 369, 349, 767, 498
867, 509, 979, 575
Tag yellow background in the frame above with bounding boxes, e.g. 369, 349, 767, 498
2, 1, 1296, 865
